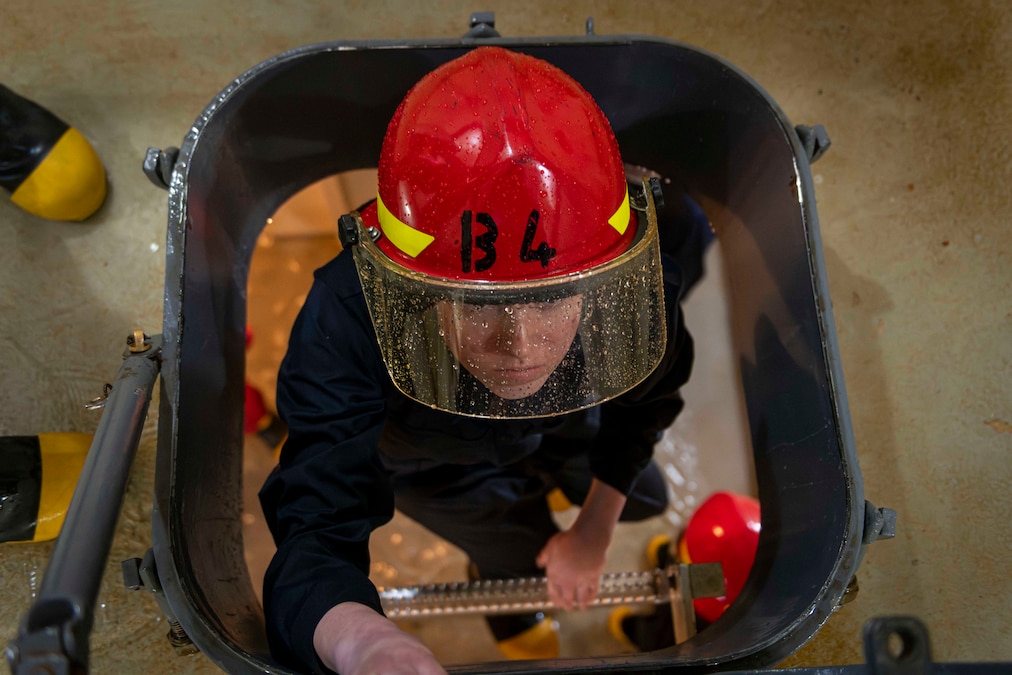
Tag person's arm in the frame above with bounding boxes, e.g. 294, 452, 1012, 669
314, 602, 445, 675
538, 254, 694, 611
261, 253, 426, 673
588, 254, 694, 495
535, 478, 627, 610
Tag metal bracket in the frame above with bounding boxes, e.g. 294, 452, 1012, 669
669, 562, 725, 644
864, 616, 934, 674
83, 332, 157, 410
648, 176, 666, 209
3, 599, 83, 675
833, 501, 897, 608
122, 550, 199, 656
84, 382, 113, 411
126, 328, 152, 354
142, 146, 179, 190
464, 11, 500, 38
795, 124, 832, 163
839, 574, 860, 606
863, 500, 898, 544
337, 213, 360, 248
631, 176, 666, 212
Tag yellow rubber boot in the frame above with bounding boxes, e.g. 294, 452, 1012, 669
495, 615, 560, 660
608, 606, 639, 652
0, 433, 91, 543
545, 487, 573, 512
1, 84, 107, 221
646, 533, 673, 568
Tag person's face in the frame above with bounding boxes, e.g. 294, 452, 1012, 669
436, 296, 584, 400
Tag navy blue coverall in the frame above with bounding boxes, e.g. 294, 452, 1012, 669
259, 195, 708, 674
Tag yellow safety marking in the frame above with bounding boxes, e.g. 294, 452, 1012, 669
33, 432, 91, 542
376, 192, 435, 258
607, 186, 630, 235
10, 127, 106, 221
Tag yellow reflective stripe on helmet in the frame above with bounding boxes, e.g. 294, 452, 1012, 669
607, 187, 630, 235
376, 192, 434, 258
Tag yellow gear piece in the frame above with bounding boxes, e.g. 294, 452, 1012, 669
496, 616, 560, 660
545, 487, 573, 513
608, 605, 638, 652
10, 127, 107, 221
646, 533, 673, 569
270, 429, 288, 463
31, 432, 91, 542
677, 535, 691, 563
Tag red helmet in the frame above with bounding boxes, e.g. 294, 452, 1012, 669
344, 47, 666, 418
360, 46, 636, 281
682, 492, 761, 623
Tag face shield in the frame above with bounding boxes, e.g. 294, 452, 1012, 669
341, 180, 667, 418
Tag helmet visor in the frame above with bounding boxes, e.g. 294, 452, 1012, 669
349, 185, 667, 418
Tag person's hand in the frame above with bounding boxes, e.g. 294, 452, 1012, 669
315, 602, 446, 675
536, 479, 628, 611
536, 527, 608, 611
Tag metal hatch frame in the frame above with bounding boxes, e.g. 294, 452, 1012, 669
152, 29, 867, 675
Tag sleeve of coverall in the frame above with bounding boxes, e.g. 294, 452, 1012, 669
259, 255, 394, 675
588, 253, 695, 495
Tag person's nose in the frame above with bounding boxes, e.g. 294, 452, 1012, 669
496, 307, 534, 357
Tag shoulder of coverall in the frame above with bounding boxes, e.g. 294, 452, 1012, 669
312, 247, 367, 303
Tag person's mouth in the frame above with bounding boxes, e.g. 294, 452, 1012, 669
494, 364, 546, 383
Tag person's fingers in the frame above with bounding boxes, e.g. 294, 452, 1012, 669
555, 583, 574, 611
575, 584, 590, 610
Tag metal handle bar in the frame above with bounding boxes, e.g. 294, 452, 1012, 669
7, 333, 162, 675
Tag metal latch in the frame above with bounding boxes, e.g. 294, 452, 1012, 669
122, 550, 199, 656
